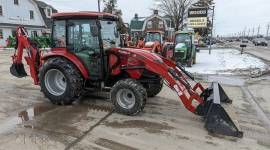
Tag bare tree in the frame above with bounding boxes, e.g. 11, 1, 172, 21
103, 0, 127, 34
155, 0, 196, 31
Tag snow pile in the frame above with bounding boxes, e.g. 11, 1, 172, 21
186, 49, 268, 75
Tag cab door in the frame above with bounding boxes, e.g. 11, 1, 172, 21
67, 20, 103, 80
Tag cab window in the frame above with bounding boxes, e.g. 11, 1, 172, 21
67, 20, 100, 53
53, 20, 66, 47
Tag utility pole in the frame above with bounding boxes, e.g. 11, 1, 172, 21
266, 23, 270, 37
209, 5, 215, 55
252, 27, 255, 37
257, 25, 260, 37
98, 0, 101, 12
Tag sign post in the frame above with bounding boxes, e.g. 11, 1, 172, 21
187, 7, 209, 53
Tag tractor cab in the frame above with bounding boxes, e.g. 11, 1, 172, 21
145, 31, 164, 44
51, 12, 121, 80
173, 30, 196, 67
142, 31, 165, 53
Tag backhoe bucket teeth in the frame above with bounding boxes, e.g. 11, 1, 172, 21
10, 63, 27, 78
198, 82, 243, 138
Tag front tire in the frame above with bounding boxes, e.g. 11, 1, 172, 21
39, 57, 83, 105
111, 79, 147, 116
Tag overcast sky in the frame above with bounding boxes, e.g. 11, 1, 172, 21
40, 0, 270, 36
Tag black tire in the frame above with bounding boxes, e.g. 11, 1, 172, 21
187, 59, 193, 67
111, 79, 147, 116
193, 53, 197, 65
145, 79, 163, 97
39, 57, 84, 105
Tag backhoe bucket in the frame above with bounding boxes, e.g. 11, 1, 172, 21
198, 82, 243, 138
10, 63, 27, 78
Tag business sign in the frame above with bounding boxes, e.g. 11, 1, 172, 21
188, 17, 207, 28
188, 8, 208, 28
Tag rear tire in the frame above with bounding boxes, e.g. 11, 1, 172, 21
39, 57, 83, 105
111, 79, 147, 116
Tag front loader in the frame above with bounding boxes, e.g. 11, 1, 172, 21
10, 11, 242, 138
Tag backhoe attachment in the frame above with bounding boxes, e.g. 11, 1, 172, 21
10, 63, 27, 78
10, 27, 40, 85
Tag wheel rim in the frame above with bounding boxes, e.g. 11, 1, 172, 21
44, 69, 67, 96
116, 89, 136, 109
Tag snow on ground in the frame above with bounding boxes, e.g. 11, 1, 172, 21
186, 49, 268, 75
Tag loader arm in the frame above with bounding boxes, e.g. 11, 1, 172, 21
119, 49, 243, 138
10, 27, 40, 85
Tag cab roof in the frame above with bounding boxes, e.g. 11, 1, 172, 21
146, 30, 165, 34
175, 30, 195, 35
52, 11, 117, 20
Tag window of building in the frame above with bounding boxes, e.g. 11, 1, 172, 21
0, 29, 3, 39
14, 0, 19, 5
31, 31, 38, 37
147, 21, 152, 29
159, 21, 164, 29
0, 6, 3, 16
47, 8, 51, 17
53, 20, 66, 47
30, 10, 34, 19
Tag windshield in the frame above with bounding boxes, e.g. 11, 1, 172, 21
175, 34, 191, 44
100, 20, 121, 50
145, 33, 161, 43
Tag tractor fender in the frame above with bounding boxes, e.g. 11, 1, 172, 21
42, 51, 89, 79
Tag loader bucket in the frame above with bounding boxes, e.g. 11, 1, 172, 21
10, 63, 27, 78
197, 82, 243, 138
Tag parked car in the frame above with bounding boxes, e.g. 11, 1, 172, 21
242, 39, 249, 43
253, 38, 268, 46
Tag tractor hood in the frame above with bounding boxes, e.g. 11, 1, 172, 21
175, 43, 187, 52
112, 47, 164, 63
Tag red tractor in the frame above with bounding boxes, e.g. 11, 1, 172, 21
10, 12, 242, 138
140, 30, 166, 53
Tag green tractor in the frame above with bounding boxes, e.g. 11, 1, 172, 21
172, 30, 197, 67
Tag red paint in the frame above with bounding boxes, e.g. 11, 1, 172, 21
42, 48, 89, 79
52, 11, 116, 19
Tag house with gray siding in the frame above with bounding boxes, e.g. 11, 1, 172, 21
0, 0, 57, 47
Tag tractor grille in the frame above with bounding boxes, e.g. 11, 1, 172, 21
174, 52, 185, 59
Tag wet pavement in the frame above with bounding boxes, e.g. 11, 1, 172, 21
0, 50, 270, 150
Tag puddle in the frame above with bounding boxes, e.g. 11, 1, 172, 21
104, 120, 175, 134
0, 104, 55, 134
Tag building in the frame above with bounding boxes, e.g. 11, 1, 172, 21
130, 10, 175, 38
0, 0, 57, 46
